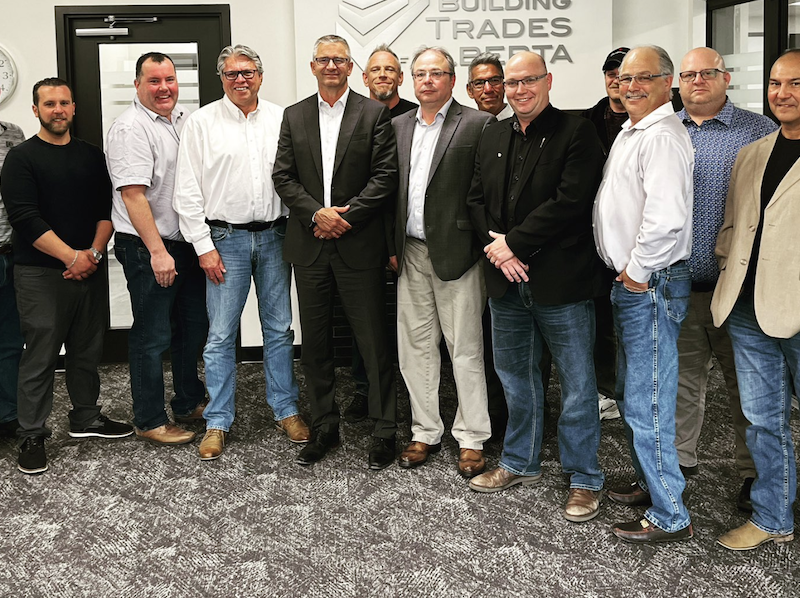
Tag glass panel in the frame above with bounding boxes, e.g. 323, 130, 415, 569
98, 43, 199, 329
712, 0, 765, 113
789, 1, 800, 47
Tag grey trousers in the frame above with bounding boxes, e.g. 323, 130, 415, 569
675, 289, 755, 478
14, 265, 106, 440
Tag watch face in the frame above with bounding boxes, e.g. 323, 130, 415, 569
0, 45, 18, 106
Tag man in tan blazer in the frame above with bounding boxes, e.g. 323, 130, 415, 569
711, 50, 800, 551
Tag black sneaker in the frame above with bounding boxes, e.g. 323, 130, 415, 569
68, 414, 134, 439
18, 437, 48, 474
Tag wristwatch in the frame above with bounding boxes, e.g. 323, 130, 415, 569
90, 247, 104, 262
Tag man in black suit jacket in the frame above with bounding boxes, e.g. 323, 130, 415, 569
466, 52, 607, 523
272, 35, 399, 470
389, 46, 494, 478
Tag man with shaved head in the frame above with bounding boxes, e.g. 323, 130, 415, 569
674, 47, 776, 510
467, 52, 607, 524
594, 46, 695, 543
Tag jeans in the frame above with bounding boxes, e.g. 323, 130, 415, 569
611, 261, 691, 532
0, 252, 23, 424
726, 294, 797, 536
490, 283, 603, 490
203, 223, 299, 431
114, 233, 208, 431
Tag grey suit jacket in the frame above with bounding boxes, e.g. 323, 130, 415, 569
390, 100, 494, 281
712, 130, 800, 338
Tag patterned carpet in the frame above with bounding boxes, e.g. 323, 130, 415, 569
0, 361, 797, 598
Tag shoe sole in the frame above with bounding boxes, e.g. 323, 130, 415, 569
718, 533, 794, 551
612, 528, 694, 544
68, 430, 134, 439
199, 454, 222, 461
18, 464, 48, 475
469, 473, 542, 493
135, 434, 196, 446
369, 459, 393, 471
274, 424, 310, 444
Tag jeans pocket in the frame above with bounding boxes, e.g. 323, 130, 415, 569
665, 279, 690, 322
274, 222, 287, 239
210, 226, 229, 243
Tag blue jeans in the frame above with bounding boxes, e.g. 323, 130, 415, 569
0, 252, 23, 424
611, 261, 691, 532
114, 233, 208, 431
490, 284, 603, 490
726, 294, 797, 536
204, 224, 299, 431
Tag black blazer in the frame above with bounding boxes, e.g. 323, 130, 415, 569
391, 100, 494, 281
466, 105, 606, 304
273, 90, 398, 269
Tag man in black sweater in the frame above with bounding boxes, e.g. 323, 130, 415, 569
0, 78, 133, 475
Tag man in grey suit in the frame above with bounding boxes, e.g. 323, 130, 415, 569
389, 46, 494, 477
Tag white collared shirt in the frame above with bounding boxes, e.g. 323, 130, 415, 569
173, 95, 286, 256
593, 101, 694, 283
106, 97, 188, 240
318, 87, 350, 208
406, 97, 453, 240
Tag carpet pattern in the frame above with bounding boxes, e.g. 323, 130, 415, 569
0, 361, 797, 597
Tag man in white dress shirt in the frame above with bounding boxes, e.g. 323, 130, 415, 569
174, 45, 309, 461
593, 45, 695, 543
106, 52, 206, 447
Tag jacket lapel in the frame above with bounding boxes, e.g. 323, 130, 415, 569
334, 92, 363, 175
427, 101, 462, 187
766, 136, 800, 207
396, 111, 416, 218
303, 96, 323, 183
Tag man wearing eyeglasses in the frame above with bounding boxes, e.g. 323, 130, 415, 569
711, 49, 800, 551
174, 45, 309, 461
273, 35, 399, 470
674, 47, 776, 511
389, 46, 494, 477
466, 52, 607, 525
466, 53, 513, 120
594, 45, 695, 543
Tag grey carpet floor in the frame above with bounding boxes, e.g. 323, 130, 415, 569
0, 360, 797, 598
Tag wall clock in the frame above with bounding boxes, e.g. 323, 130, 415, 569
0, 44, 18, 106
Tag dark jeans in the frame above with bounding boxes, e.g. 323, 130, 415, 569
0, 253, 23, 424
114, 233, 208, 431
14, 265, 106, 439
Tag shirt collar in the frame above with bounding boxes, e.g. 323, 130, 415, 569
133, 96, 184, 124
414, 97, 454, 125
221, 94, 261, 120
318, 87, 350, 111
677, 96, 734, 128
624, 101, 677, 132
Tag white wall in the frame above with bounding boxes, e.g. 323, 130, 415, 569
0, 0, 708, 136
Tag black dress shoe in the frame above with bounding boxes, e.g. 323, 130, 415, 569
342, 393, 369, 423
368, 436, 396, 471
607, 481, 652, 506
296, 431, 340, 466
612, 518, 693, 544
737, 477, 754, 513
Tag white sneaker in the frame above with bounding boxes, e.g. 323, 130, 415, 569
599, 395, 620, 420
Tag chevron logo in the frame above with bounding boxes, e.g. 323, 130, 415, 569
336, 0, 431, 69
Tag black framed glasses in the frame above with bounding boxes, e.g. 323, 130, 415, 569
222, 70, 258, 81
411, 70, 453, 81
470, 76, 503, 90
678, 68, 726, 83
503, 73, 548, 90
314, 56, 350, 67
617, 73, 668, 86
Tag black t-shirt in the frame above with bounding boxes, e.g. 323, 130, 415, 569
389, 97, 418, 118
0, 135, 112, 269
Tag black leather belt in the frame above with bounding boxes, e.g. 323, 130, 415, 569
206, 217, 286, 232
0, 244, 12, 255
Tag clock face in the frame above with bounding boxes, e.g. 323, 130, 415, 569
0, 44, 18, 106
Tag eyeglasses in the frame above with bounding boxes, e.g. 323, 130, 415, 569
678, 68, 726, 83
411, 70, 453, 81
222, 70, 258, 81
617, 73, 668, 86
470, 76, 503, 90
314, 56, 350, 67
503, 73, 548, 90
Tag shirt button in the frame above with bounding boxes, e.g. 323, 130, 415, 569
740, 259, 747, 265
749, 225, 756, 232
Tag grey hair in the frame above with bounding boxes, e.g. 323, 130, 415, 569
313, 35, 351, 60
622, 44, 674, 76
410, 46, 456, 74
369, 44, 400, 64
468, 52, 504, 82
216, 45, 263, 75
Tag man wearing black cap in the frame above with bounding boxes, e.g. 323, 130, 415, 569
582, 47, 630, 154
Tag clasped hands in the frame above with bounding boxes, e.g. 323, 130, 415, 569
313, 206, 351, 240
484, 231, 529, 283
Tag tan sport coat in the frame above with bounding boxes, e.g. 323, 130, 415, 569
711, 131, 800, 338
